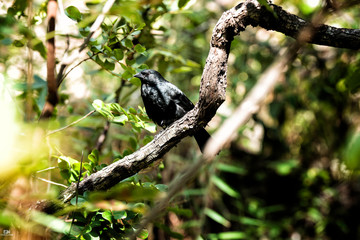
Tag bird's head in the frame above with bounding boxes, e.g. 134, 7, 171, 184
134, 69, 165, 84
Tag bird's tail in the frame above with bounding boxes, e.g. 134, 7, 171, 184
194, 128, 211, 153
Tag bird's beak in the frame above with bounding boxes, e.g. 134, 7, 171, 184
134, 72, 142, 79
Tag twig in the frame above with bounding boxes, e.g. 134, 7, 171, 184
59, 55, 95, 85
36, 166, 58, 174
47, 110, 96, 136
33, 176, 68, 189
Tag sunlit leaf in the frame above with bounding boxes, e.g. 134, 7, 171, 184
102, 211, 112, 223
204, 208, 230, 227
31, 211, 81, 235
217, 231, 247, 239
211, 176, 240, 198
112, 115, 128, 125
113, 210, 127, 220
216, 163, 246, 175
134, 44, 146, 53
155, 184, 168, 192
65, 6, 82, 22
344, 133, 360, 170
137, 229, 149, 239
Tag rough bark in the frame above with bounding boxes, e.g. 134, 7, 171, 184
37, 0, 360, 213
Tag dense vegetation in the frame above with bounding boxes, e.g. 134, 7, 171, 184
1, 0, 360, 239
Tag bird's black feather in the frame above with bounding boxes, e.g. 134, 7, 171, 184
134, 69, 211, 152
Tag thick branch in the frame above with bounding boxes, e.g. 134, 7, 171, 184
259, 4, 360, 49
38, 0, 360, 213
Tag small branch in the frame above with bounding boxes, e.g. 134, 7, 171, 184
33, 176, 68, 189
47, 110, 96, 136
36, 167, 58, 174
58, 55, 95, 86
40, 0, 58, 119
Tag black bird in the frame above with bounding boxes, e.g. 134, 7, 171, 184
134, 69, 211, 152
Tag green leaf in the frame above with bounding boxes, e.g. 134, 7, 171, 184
142, 135, 153, 145
144, 122, 156, 133
178, 0, 190, 9
70, 196, 87, 205
103, 59, 115, 71
137, 229, 149, 239
126, 58, 136, 66
216, 163, 246, 175
155, 184, 168, 192
134, 44, 146, 53
32, 39, 47, 59
65, 6, 82, 22
211, 176, 240, 198
122, 70, 133, 80
112, 115, 128, 125
135, 22, 146, 30
88, 149, 99, 165
239, 217, 263, 226
13, 39, 24, 47
103, 45, 112, 53
124, 38, 133, 49
58, 158, 70, 170
84, 231, 100, 240
58, 156, 79, 170
344, 133, 360, 170
113, 210, 127, 220
217, 231, 247, 239
92, 99, 114, 121
204, 208, 230, 227
130, 77, 141, 86
102, 211, 112, 223
129, 107, 137, 114
83, 163, 92, 172
113, 49, 124, 60
268, 159, 299, 175
30, 211, 81, 235
60, 169, 71, 180
168, 207, 193, 218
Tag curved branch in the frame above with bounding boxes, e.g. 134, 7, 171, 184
37, 0, 360, 213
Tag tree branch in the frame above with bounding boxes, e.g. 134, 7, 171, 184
37, 0, 360, 213
40, 0, 58, 119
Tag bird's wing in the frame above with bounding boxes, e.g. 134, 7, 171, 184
165, 82, 194, 111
